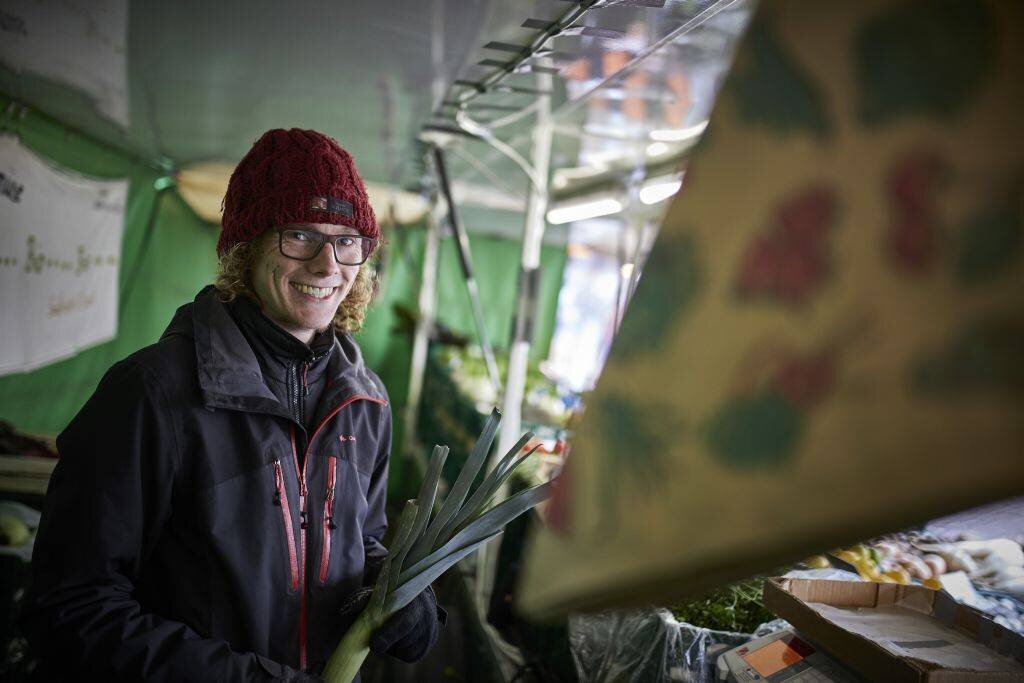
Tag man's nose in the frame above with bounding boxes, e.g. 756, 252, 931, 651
309, 240, 342, 275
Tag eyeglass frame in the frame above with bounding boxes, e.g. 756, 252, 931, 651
274, 227, 377, 266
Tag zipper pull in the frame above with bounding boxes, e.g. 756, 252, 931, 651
300, 509, 309, 530
325, 485, 336, 529
302, 363, 310, 398
289, 426, 308, 500
272, 461, 282, 506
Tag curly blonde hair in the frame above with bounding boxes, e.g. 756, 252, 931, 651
214, 230, 376, 333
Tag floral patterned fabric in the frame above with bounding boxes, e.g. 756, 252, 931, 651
521, 0, 1024, 618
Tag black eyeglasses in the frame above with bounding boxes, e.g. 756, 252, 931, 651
276, 228, 376, 266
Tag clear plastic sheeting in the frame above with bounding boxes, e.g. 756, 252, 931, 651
569, 608, 786, 682
442, 0, 757, 203
1, 1, 497, 186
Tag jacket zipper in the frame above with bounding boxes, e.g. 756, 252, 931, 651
318, 456, 338, 584
288, 427, 310, 671
289, 361, 304, 428
292, 355, 322, 430
272, 460, 299, 591
280, 394, 388, 672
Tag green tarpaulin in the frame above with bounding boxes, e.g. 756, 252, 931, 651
0, 96, 567, 450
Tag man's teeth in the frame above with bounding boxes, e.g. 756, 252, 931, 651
293, 283, 334, 298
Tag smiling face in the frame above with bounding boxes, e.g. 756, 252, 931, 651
249, 223, 363, 344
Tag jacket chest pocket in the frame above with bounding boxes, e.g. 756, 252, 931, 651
203, 460, 300, 602
317, 455, 370, 585
327, 407, 380, 477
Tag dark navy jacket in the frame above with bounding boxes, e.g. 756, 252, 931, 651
22, 285, 391, 680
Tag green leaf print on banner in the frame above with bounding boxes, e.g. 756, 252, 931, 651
726, 20, 830, 138
913, 317, 1024, 396
856, 0, 993, 125
705, 390, 804, 469
613, 234, 700, 360
596, 394, 675, 487
956, 205, 1021, 285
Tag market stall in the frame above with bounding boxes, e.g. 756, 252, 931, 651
2, 0, 1023, 681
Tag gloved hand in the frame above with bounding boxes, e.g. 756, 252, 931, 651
338, 586, 447, 664
371, 586, 446, 663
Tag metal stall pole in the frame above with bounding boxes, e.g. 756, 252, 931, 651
403, 193, 443, 471
403, 0, 447, 472
476, 68, 554, 611
495, 81, 553, 467
615, 171, 646, 331
432, 146, 503, 399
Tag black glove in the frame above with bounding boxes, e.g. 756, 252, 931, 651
339, 586, 447, 664
370, 586, 446, 663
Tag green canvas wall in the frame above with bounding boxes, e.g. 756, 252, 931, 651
0, 95, 218, 437
359, 227, 566, 372
0, 98, 568, 453
356, 224, 567, 486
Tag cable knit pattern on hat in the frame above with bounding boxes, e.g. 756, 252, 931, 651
218, 128, 379, 255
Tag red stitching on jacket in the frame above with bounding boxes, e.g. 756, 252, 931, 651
289, 395, 387, 671
319, 456, 338, 584
308, 395, 387, 448
290, 428, 309, 671
273, 460, 299, 592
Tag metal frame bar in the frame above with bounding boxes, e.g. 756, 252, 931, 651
473, 66, 556, 614
403, 193, 443, 465
431, 146, 504, 398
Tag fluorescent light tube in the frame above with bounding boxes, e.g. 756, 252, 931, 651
646, 142, 669, 156
649, 120, 708, 142
546, 198, 623, 225
639, 179, 682, 205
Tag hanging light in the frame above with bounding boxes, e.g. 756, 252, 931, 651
546, 198, 623, 225
639, 178, 683, 205
646, 141, 670, 157
649, 120, 708, 142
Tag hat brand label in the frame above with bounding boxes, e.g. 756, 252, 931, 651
309, 196, 354, 217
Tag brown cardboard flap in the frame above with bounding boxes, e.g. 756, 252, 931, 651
765, 579, 1024, 681
764, 579, 923, 682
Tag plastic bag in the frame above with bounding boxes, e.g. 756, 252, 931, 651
569, 608, 784, 682
0, 501, 40, 563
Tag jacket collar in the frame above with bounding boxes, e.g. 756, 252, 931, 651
229, 293, 333, 388
161, 285, 386, 414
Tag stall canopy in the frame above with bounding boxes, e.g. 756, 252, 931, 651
1, 0, 493, 186
0, 0, 755, 439
2, 0, 751, 189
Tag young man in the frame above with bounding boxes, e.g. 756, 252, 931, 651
22, 129, 444, 680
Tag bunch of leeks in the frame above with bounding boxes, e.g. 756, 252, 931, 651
322, 409, 552, 682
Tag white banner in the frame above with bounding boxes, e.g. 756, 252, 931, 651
0, 136, 127, 376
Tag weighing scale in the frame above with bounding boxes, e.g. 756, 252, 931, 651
716, 629, 859, 682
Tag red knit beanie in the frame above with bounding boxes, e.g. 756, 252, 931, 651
218, 128, 379, 255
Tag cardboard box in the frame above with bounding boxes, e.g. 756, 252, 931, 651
0, 454, 56, 495
763, 578, 1024, 681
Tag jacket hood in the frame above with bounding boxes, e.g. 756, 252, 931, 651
161, 285, 386, 413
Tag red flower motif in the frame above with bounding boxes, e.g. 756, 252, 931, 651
545, 456, 574, 536
772, 349, 837, 409
887, 152, 948, 272
737, 185, 838, 306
